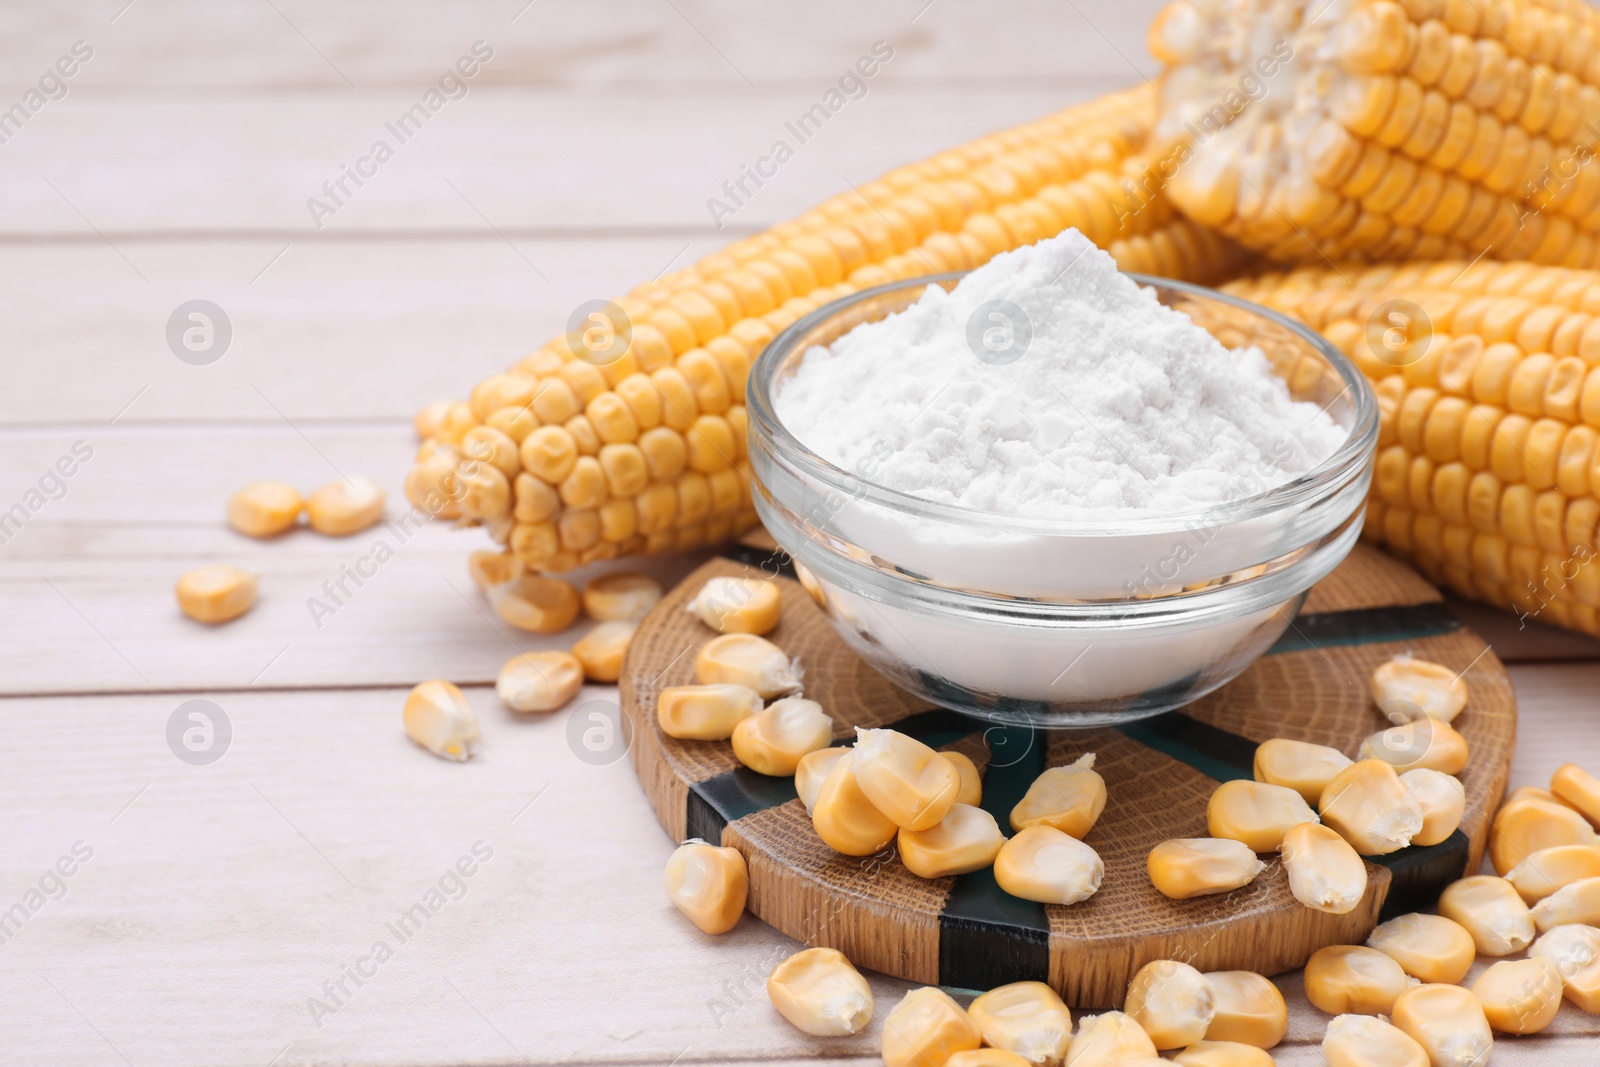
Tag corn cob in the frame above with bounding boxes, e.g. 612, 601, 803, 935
1149, 0, 1600, 268
407, 85, 1248, 573
1226, 259, 1600, 638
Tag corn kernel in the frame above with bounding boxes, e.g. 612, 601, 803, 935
571, 620, 637, 683
468, 549, 522, 590
226, 481, 303, 537
1367, 912, 1477, 984
694, 633, 802, 697
1207, 780, 1320, 853
175, 564, 258, 623
1400, 768, 1466, 846
1319, 759, 1425, 855
1125, 960, 1215, 1050
1358, 718, 1470, 775
1199, 971, 1284, 1050
852, 727, 961, 831
812, 750, 899, 856
766, 946, 872, 1036
1253, 738, 1353, 805
402, 680, 479, 762
1371, 654, 1468, 723
995, 825, 1103, 905
1172, 1041, 1275, 1067
1490, 793, 1599, 874
1283, 820, 1369, 915
582, 571, 662, 621
943, 750, 983, 807
1530, 922, 1600, 1013
1438, 875, 1536, 955
1531, 875, 1600, 931
882, 987, 982, 1067
663, 840, 747, 935
899, 803, 1006, 879
1551, 762, 1600, 827
490, 574, 581, 633
1507, 844, 1600, 903
1010, 754, 1106, 839
1147, 838, 1264, 899
687, 576, 782, 635
731, 697, 834, 776
1471, 955, 1563, 1034
496, 651, 583, 713
656, 684, 762, 740
1063, 1012, 1156, 1067
1303, 945, 1414, 1015
796, 746, 846, 815
945, 1049, 1036, 1067
967, 981, 1071, 1067
1321, 1014, 1428, 1067
414, 399, 450, 439
1391, 983, 1493, 1067
306, 476, 386, 536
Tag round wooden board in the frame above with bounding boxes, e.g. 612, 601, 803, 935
619, 534, 1516, 1008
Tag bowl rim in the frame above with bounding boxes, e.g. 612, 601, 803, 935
747, 270, 1380, 538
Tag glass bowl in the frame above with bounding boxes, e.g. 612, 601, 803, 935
746, 272, 1379, 728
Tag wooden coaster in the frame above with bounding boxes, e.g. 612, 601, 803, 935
619, 535, 1516, 1008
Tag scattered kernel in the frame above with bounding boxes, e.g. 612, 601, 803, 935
176, 564, 258, 623
1551, 762, 1600, 827
1147, 838, 1264, 899
942, 750, 984, 807
1438, 875, 1536, 956
1321, 1014, 1428, 1067
1371, 654, 1467, 723
945, 1048, 1037, 1067
1400, 768, 1466, 846
306, 476, 386, 536
1318, 759, 1424, 855
1489, 792, 1599, 874
795, 746, 847, 815
1303, 945, 1412, 1016
898, 803, 1006, 879
663, 840, 747, 935
767, 947, 873, 1037
1010, 753, 1106, 839
572, 620, 637, 683
852, 727, 961, 831
1281, 821, 1367, 914
1471, 955, 1563, 1034
1252, 737, 1353, 805
881, 987, 982, 1067
811, 750, 899, 856
402, 680, 479, 762
1507, 844, 1600, 903
1531, 875, 1600, 932
496, 651, 583, 713
1390, 983, 1493, 1067
1367, 912, 1477, 985
227, 481, 303, 538
656, 684, 762, 741
1172, 1040, 1275, 1067
582, 572, 662, 621
1358, 717, 1469, 775
490, 574, 582, 633
1063, 1012, 1156, 1067
1207, 779, 1319, 853
731, 697, 834, 776
688, 576, 782, 635
1124, 959, 1214, 1050
1202, 971, 1285, 1050
694, 633, 802, 697
994, 825, 1103, 905
1529, 923, 1600, 1013
967, 981, 1071, 1067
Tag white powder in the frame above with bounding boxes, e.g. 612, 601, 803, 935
775, 230, 1345, 519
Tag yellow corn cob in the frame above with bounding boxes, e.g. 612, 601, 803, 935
409, 84, 1248, 573
1226, 259, 1600, 638
1150, 0, 1600, 268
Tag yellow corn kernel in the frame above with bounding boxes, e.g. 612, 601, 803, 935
663, 840, 747, 935
1010, 754, 1106, 839
1281, 822, 1368, 915
1508, 844, 1600, 903
489, 574, 581, 633
1390, 984, 1493, 1067
468, 549, 522, 590
881, 987, 982, 1067
1357, 718, 1469, 775
402, 680, 479, 762
731, 697, 834, 776
1199, 972, 1284, 1051
1319, 759, 1425, 855
766, 946, 873, 1036
1147, 838, 1264, 899
851, 727, 961, 831
1490, 793, 1600, 874
226, 481, 303, 537
581, 571, 661, 621
1253, 738, 1354, 805
943, 750, 983, 807
305, 476, 386, 536
1207, 780, 1320, 853
812, 750, 899, 856
967, 981, 1072, 1067
1124, 960, 1215, 1050
1532, 875, 1600, 931
1530, 922, 1600, 1013
1400, 768, 1466, 846
1063, 1012, 1157, 1067
1321, 1014, 1428, 1067
898, 803, 1006, 879
945, 1052, 1035, 1067
1303, 945, 1413, 1016
1172, 1041, 1275, 1067
456, 462, 511, 519
1367, 912, 1477, 984
175, 564, 257, 623
414, 399, 451, 439
1552, 762, 1600, 826
694, 633, 801, 697
1371, 654, 1468, 723
656, 684, 761, 741
795, 746, 846, 815
1471, 955, 1563, 1034
571, 620, 637, 683
1438, 875, 1536, 955
495, 651, 583, 713
687, 576, 782, 635
994, 825, 1103, 905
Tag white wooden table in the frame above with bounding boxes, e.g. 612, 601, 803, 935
4, 3, 1598, 1064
